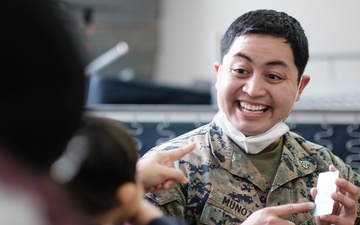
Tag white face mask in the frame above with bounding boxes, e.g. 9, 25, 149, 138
214, 77, 303, 154
213, 112, 289, 154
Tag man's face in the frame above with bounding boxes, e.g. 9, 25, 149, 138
215, 34, 309, 136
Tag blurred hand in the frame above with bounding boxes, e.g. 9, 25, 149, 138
137, 143, 196, 194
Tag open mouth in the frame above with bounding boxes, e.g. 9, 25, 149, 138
238, 101, 268, 113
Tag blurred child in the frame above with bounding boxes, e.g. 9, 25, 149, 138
50, 116, 195, 225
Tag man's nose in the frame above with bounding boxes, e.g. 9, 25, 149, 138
242, 75, 266, 97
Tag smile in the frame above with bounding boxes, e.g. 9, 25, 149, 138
239, 101, 268, 113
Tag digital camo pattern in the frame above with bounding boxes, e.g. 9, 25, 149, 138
144, 121, 360, 225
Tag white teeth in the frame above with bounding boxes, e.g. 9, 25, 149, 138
240, 101, 266, 111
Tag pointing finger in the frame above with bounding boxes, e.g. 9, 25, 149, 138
164, 143, 196, 163
271, 202, 315, 218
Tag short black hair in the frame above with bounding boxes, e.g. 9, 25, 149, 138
220, 9, 309, 79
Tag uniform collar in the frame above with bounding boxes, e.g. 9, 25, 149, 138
209, 122, 317, 191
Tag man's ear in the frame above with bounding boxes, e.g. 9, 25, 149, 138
214, 61, 221, 73
214, 61, 221, 90
295, 74, 311, 101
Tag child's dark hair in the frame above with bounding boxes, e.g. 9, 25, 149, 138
51, 116, 139, 217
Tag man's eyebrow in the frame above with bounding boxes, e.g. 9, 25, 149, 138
234, 52, 252, 62
266, 60, 288, 68
235, 52, 289, 68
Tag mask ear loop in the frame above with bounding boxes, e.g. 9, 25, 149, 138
294, 76, 303, 102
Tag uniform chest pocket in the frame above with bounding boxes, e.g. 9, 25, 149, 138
199, 189, 254, 225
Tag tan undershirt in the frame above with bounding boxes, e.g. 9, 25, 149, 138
246, 137, 283, 187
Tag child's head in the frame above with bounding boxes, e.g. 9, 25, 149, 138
51, 116, 143, 224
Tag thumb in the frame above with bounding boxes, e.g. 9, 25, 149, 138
310, 187, 317, 199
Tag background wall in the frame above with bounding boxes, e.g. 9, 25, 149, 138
154, 0, 360, 101
63, 0, 360, 105
62, 0, 160, 80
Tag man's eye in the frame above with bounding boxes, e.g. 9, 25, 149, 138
232, 68, 247, 74
266, 74, 282, 80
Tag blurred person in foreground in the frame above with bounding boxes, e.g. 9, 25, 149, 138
0, 1, 196, 225
0, 0, 86, 224
144, 9, 360, 225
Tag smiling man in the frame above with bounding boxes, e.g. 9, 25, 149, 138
144, 9, 360, 225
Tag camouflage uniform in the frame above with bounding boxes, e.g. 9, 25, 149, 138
145, 121, 360, 225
